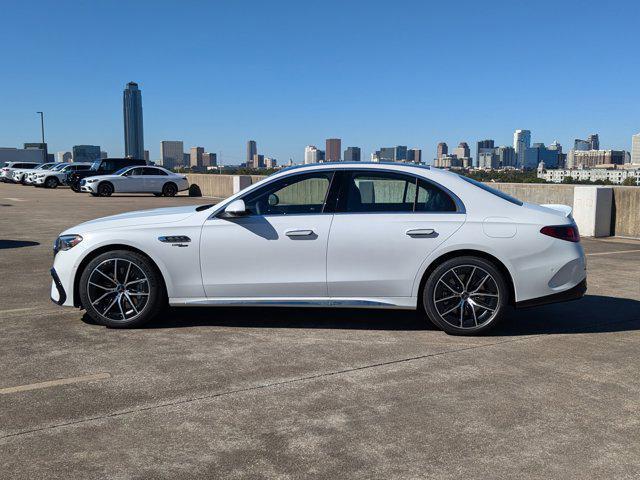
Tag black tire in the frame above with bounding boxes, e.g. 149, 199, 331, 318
162, 182, 178, 197
153, 192, 163, 197
97, 182, 114, 197
78, 250, 166, 328
70, 183, 81, 193
44, 177, 59, 189
90, 192, 99, 197
423, 256, 508, 335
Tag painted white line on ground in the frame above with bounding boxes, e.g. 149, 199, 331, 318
0, 373, 111, 395
586, 249, 640, 257
3, 197, 25, 202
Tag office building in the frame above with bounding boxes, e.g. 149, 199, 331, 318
437, 142, 448, 160
190, 147, 204, 168
373, 145, 407, 162
0, 147, 45, 164
55, 151, 72, 163
434, 154, 464, 169
144, 150, 150, 162
73, 145, 101, 163
325, 138, 341, 162
183, 153, 190, 166
631, 133, 640, 164
495, 146, 517, 168
478, 151, 499, 169
476, 139, 494, 168
407, 148, 422, 163
538, 165, 639, 184
454, 142, 470, 159
123, 82, 144, 159
23, 142, 48, 163
304, 145, 319, 164
247, 140, 257, 163
574, 139, 591, 151
202, 152, 217, 167
252, 154, 265, 169
513, 130, 531, 167
344, 146, 361, 162
160, 141, 184, 169
100, 151, 108, 159
588, 134, 599, 150
566, 150, 627, 169
264, 157, 277, 168
524, 143, 561, 169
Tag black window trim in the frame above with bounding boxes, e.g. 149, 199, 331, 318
211, 167, 465, 219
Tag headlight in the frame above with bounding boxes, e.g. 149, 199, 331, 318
86, 179, 97, 183
53, 234, 83, 255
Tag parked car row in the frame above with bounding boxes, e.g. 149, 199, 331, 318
0, 157, 189, 197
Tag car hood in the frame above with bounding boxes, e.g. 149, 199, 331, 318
64, 205, 203, 234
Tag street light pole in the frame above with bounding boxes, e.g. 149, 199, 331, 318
36, 112, 45, 163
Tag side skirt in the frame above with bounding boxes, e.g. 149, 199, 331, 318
169, 297, 417, 310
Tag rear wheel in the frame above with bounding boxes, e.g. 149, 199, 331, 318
162, 182, 177, 197
423, 256, 508, 335
78, 250, 166, 328
44, 177, 59, 189
97, 182, 114, 197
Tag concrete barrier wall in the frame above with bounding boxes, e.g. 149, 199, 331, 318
185, 174, 639, 238
611, 187, 640, 238
488, 183, 576, 207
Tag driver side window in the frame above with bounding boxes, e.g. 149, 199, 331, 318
243, 172, 333, 216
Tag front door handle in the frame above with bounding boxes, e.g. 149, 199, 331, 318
285, 229, 315, 237
406, 228, 436, 237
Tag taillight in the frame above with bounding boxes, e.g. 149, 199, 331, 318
540, 225, 580, 243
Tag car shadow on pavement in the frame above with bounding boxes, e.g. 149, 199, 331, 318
0, 239, 40, 249
137, 295, 640, 335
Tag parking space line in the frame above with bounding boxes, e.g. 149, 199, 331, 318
586, 249, 640, 256
3, 197, 25, 202
0, 373, 111, 395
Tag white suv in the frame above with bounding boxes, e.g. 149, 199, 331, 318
33, 163, 92, 188
1, 162, 41, 183
12, 163, 57, 184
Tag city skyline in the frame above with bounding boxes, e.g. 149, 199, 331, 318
1, 1, 639, 163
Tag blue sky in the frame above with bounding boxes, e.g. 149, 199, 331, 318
1, 0, 638, 164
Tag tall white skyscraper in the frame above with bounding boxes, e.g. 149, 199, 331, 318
304, 145, 319, 164
513, 129, 531, 167
160, 141, 184, 169
631, 133, 640, 165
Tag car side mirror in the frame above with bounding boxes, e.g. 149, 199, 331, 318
221, 199, 248, 218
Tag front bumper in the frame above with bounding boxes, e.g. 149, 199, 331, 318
50, 268, 67, 305
515, 278, 587, 309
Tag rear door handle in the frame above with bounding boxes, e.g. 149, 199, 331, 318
405, 228, 435, 237
285, 229, 315, 237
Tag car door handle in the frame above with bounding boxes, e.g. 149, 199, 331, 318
405, 228, 436, 237
285, 229, 315, 237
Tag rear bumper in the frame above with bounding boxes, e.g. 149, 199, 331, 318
515, 278, 587, 309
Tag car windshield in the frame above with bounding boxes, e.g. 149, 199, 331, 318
90, 160, 102, 171
51, 164, 67, 171
114, 167, 131, 175
458, 175, 523, 206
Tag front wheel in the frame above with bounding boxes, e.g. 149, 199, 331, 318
97, 182, 114, 197
44, 177, 59, 189
70, 183, 81, 192
78, 250, 166, 328
423, 256, 508, 335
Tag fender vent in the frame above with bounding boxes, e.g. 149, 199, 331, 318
158, 236, 191, 243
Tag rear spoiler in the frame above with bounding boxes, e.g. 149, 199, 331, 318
540, 204, 573, 218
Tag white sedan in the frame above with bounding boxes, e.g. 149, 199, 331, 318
79, 166, 189, 197
51, 163, 586, 334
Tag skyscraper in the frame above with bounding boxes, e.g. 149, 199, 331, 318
123, 82, 144, 159
55, 151, 72, 163
476, 139, 495, 168
304, 145, 319, 164
437, 142, 448, 159
632, 133, 640, 165
496, 146, 516, 168
72, 145, 101, 163
344, 146, 361, 162
454, 142, 471, 159
513, 130, 531, 167
160, 141, 184, 169
574, 139, 591, 151
588, 134, 599, 150
407, 148, 422, 163
247, 140, 257, 164
326, 138, 341, 162
190, 147, 204, 168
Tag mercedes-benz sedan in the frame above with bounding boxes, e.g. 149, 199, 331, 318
50, 163, 586, 334
80, 166, 189, 197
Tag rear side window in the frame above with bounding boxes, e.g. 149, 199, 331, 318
143, 167, 166, 175
458, 175, 523, 206
336, 171, 458, 213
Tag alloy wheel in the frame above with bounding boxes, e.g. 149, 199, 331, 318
432, 265, 500, 330
86, 258, 150, 322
